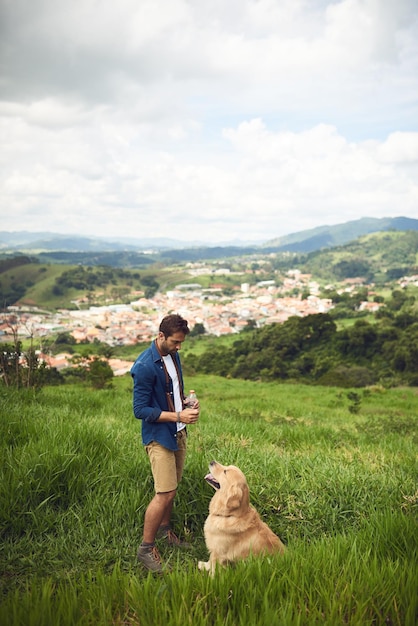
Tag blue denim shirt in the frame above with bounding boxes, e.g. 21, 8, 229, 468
131, 340, 184, 451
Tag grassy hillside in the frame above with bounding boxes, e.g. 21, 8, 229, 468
0, 376, 417, 625
0, 261, 74, 308
0, 259, 192, 309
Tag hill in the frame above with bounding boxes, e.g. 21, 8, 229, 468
299, 230, 418, 282
0, 231, 258, 253
0, 230, 417, 310
0, 258, 192, 309
263, 216, 418, 252
1, 216, 417, 259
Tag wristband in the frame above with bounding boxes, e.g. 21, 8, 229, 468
176, 411, 181, 422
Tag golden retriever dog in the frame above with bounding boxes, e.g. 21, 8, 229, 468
198, 461, 285, 574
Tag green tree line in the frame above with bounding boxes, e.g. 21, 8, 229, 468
184, 298, 418, 388
52, 265, 142, 292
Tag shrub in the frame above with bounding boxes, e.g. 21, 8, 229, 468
317, 365, 377, 388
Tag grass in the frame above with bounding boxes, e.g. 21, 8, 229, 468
0, 376, 417, 625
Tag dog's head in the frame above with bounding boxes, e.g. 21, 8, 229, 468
205, 460, 250, 513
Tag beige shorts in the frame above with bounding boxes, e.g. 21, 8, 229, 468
145, 429, 187, 493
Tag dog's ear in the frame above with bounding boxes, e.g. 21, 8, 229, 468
226, 483, 248, 510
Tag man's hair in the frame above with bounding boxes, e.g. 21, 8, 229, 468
159, 314, 190, 338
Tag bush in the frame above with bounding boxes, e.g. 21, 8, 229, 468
317, 365, 377, 388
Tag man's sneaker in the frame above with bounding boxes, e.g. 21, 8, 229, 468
137, 544, 167, 573
157, 527, 191, 548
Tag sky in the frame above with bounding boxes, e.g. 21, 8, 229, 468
0, 0, 417, 245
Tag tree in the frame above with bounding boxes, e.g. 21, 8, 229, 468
56, 332, 76, 345
0, 323, 61, 389
332, 259, 371, 280
335, 320, 378, 359
242, 319, 257, 332
0, 341, 21, 387
88, 357, 114, 389
190, 322, 206, 337
388, 290, 408, 312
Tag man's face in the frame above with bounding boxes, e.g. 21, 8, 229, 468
157, 331, 186, 356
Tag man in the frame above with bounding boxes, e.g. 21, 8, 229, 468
131, 313, 200, 572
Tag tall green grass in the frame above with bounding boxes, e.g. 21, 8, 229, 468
1, 376, 417, 625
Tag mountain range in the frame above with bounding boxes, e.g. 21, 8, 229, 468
0, 216, 417, 256
261, 216, 418, 252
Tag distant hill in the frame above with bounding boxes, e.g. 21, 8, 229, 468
149, 216, 418, 262
0, 216, 417, 260
299, 230, 418, 282
0, 231, 258, 253
0, 231, 198, 252
262, 217, 418, 252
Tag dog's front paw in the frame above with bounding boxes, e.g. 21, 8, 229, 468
198, 560, 210, 571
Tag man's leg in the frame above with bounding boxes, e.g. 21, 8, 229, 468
156, 430, 190, 546
142, 490, 176, 544
145, 432, 186, 536
137, 443, 178, 572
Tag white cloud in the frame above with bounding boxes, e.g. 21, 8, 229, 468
0, 0, 417, 243
377, 132, 418, 163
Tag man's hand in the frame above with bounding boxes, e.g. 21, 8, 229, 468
180, 406, 200, 424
